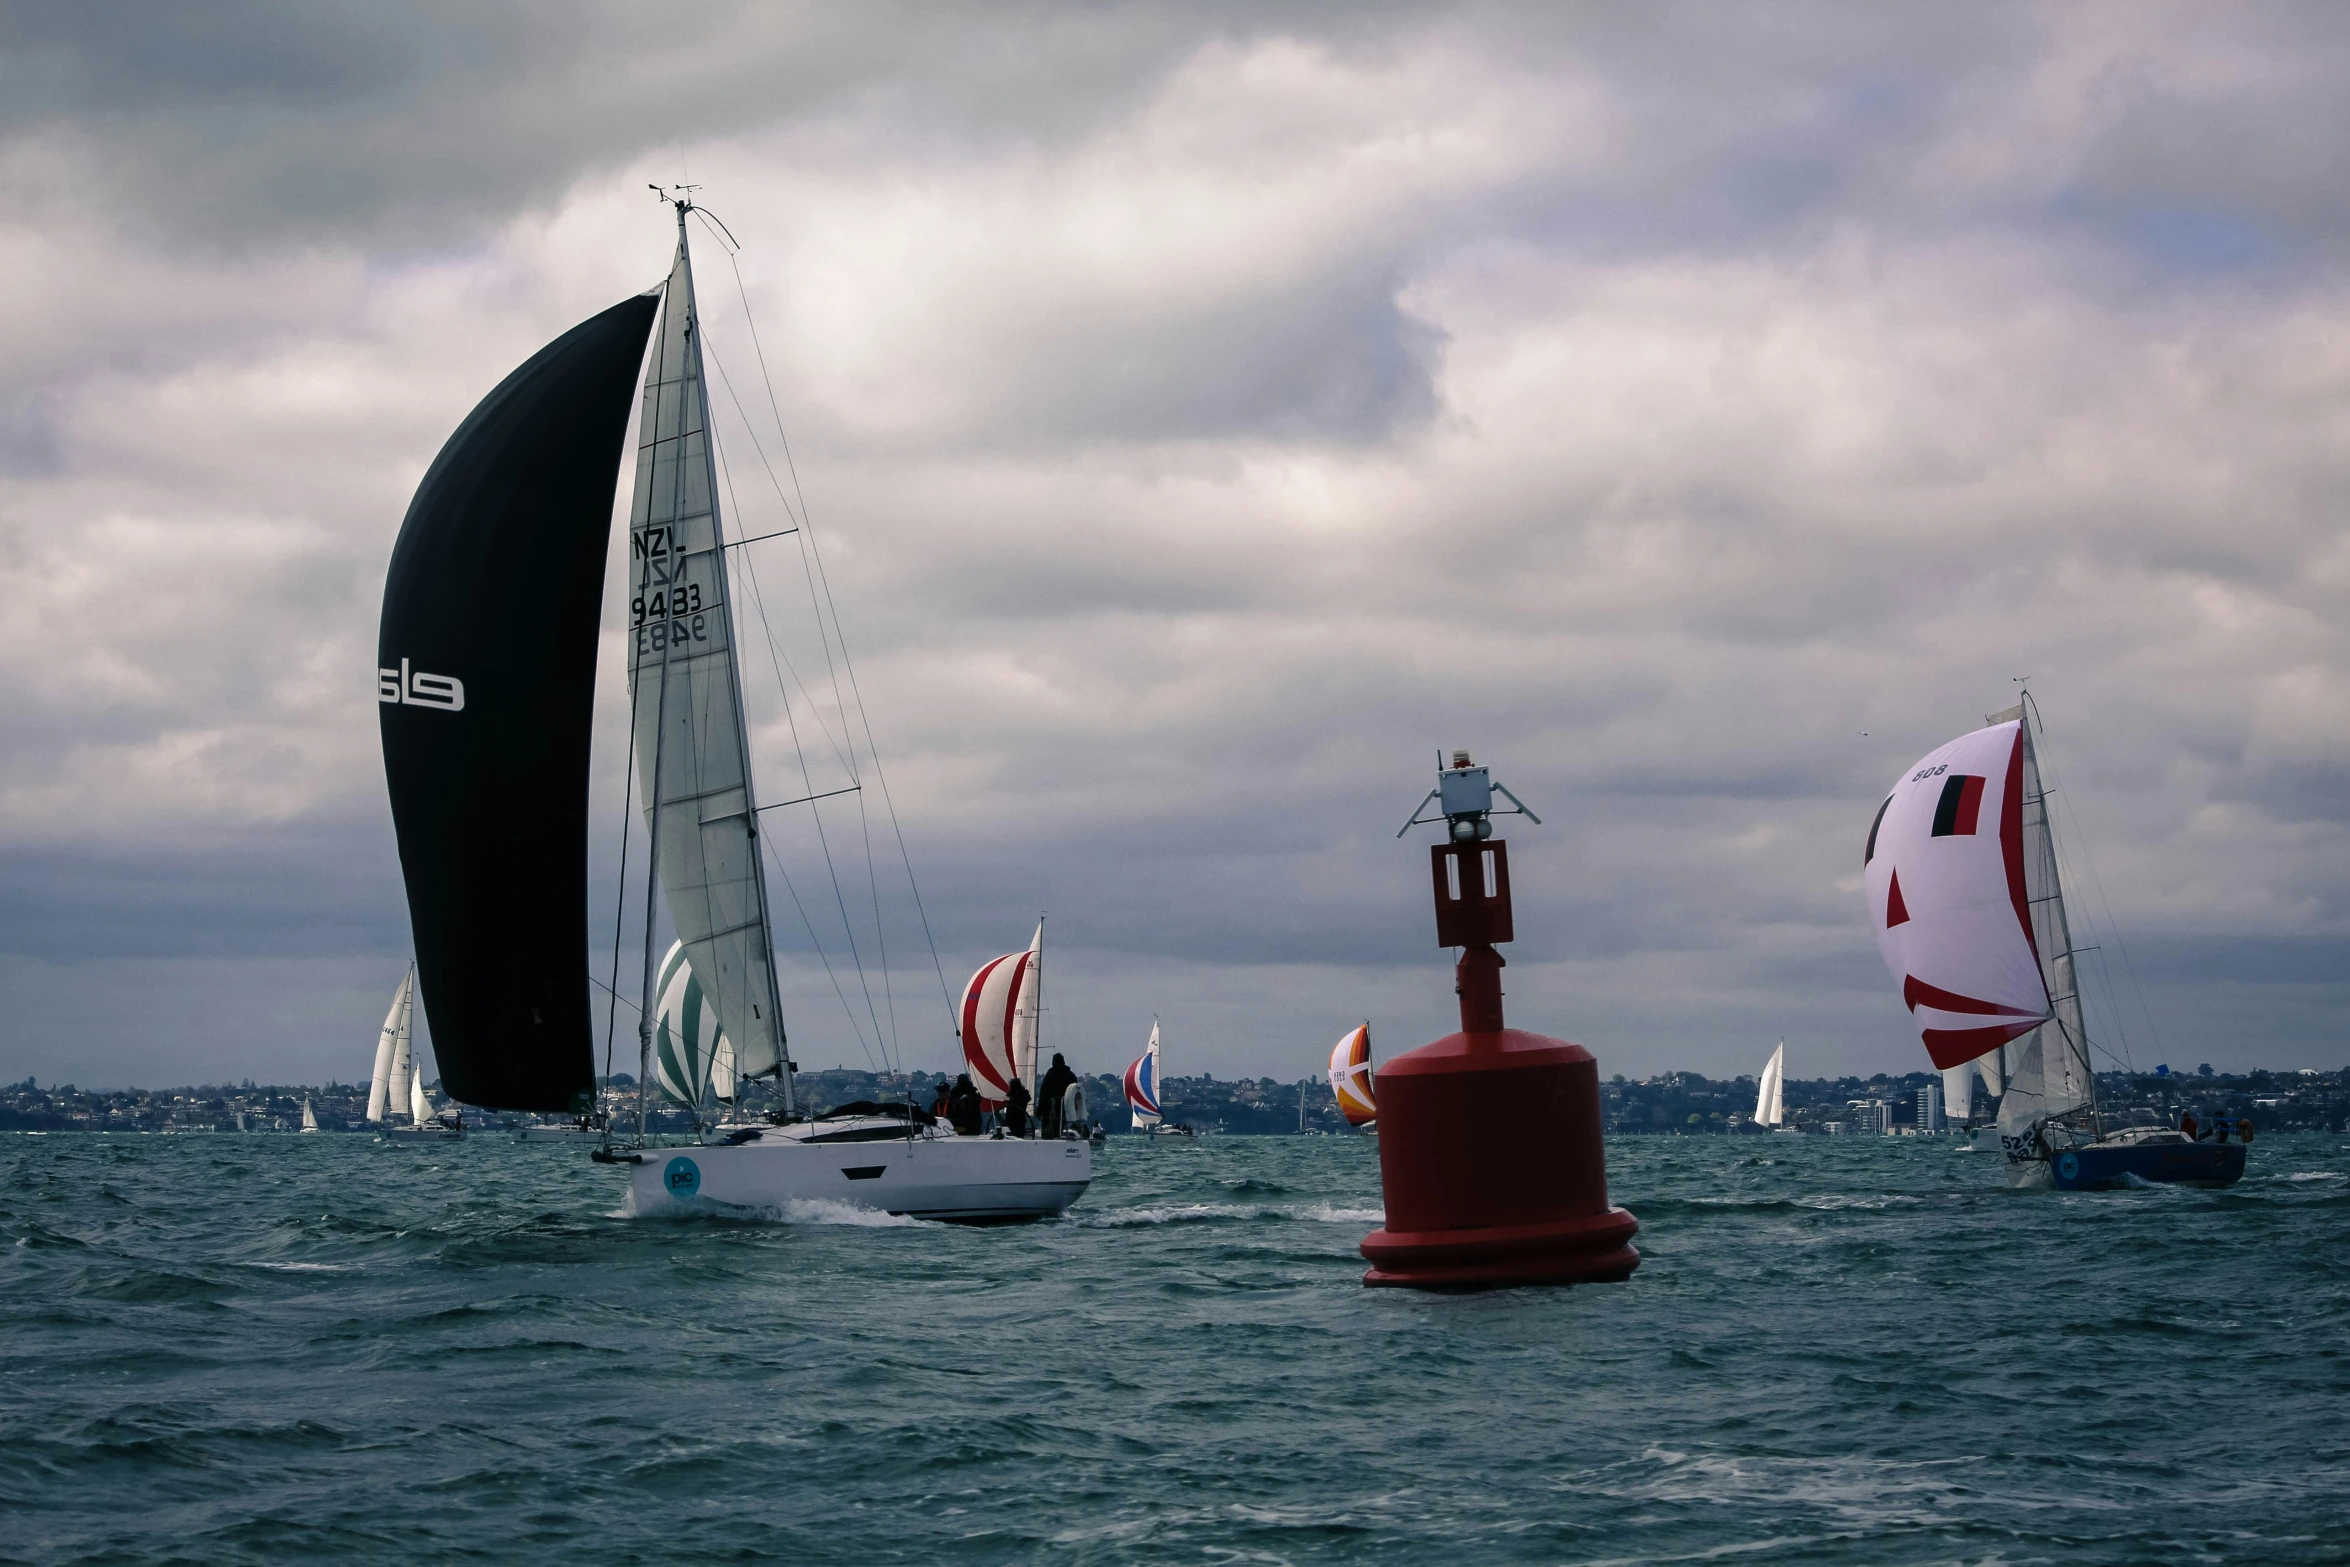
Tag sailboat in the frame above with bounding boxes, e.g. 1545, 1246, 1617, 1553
300, 1096, 319, 1133
366, 967, 461, 1141
378, 192, 1087, 1219
1753, 1040, 1788, 1129
1864, 699, 2240, 1189
1123, 1022, 1192, 1136
1328, 1024, 1376, 1129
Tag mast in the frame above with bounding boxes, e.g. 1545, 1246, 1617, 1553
2019, 695, 2094, 1128
626, 194, 798, 1134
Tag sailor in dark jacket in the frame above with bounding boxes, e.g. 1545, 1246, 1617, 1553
1037, 1053, 1078, 1137
1003, 1077, 1032, 1138
947, 1074, 983, 1136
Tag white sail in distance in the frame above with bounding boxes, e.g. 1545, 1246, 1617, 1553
1992, 705, 2094, 1159
1754, 1042, 1784, 1127
627, 218, 786, 1084
367, 969, 413, 1124
301, 1097, 319, 1133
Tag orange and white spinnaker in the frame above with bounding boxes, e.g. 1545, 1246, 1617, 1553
1328, 1024, 1376, 1127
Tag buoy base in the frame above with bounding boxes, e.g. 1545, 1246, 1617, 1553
1360, 1206, 1641, 1291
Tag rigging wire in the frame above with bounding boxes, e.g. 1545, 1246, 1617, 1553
2029, 691, 2162, 1073
599, 679, 641, 1133
709, 419, 893, 1073
707, 235, 961, 1040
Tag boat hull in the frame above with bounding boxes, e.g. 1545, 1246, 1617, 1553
623, 1132, 1092, 1222
2049, 1141, 2245, 1190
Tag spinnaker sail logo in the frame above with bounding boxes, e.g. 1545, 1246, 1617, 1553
377, 658, 465, 711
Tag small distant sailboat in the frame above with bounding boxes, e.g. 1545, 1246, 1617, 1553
1328, 1024, 1376, 1129
1865, 698, 2239, 1189
1753, 1041, 1787, 1129
1125, 1022, 1193, 1137
367, 965, 461, 1142
300, 1096, 319, 1133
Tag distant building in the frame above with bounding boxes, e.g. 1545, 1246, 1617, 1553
1917, 1082, 1945, 1132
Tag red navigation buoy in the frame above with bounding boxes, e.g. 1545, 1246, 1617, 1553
1361, 754, 1639, 1290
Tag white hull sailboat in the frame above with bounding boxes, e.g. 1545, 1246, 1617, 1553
1123, 1022, 1193, 1137
1864, 697, 2239, 1189
1753, 1040, 1793, 1130
378, 192, 1085, 1221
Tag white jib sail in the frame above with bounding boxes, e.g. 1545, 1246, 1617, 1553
1755, 1042, 1784, 1126
1941, 1061, 1978, 1122
1994, 709, 2094, 1159
367, 969, 413, 1123
1864, 718, 2052, 1072
301, 1097, 319, 1132
628, 223, 785, 1083
1012, 922, 1042, 1094
409, 1053, 433, 1123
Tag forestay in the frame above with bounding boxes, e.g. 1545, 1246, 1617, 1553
627, 223, 787, 1084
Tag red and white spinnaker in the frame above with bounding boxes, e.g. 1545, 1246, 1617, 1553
959, 922, 1042, 1109
1863, 719, 2052, 1070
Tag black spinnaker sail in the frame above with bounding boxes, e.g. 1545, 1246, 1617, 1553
379, 293, 659, 1111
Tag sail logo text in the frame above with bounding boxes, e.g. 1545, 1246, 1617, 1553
1910, 763, 1949, 783
378, 658, 466, 711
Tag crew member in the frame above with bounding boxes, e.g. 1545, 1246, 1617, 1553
1038, 1052, 1078, 1138
929, 1079, 952, 1123
947, 1074, 983, 1136
1004, 1076, 1032, 1139
2179, 1111, 2198, 1141
2238, 1118, 2255, 1143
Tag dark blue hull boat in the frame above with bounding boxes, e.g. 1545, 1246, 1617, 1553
2050, 1141, 2245, 1190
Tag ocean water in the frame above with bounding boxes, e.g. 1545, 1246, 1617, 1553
3, 1129, 2346, 1565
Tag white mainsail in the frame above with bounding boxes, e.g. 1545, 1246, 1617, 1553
1992, 705, 2094, 1159
627, 218, 787, 1087
1754, 1041, 1785, 1126
367, 968, 414, 1124
1940, 1061, 1979, 1123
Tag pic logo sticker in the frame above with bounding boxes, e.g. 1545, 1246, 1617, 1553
2057, 1152, 2079, 1183
664, 1156, 701, 1197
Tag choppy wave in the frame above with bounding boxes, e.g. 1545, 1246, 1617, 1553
2, 1129, 2346, 1564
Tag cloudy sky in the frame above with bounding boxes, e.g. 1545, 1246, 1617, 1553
1, 2, 2344, 1093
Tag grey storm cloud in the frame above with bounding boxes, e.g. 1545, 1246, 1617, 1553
0, 2, 2344, 1091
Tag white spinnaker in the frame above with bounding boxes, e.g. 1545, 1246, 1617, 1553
627, 228, 785, 1084
1864, 719, 2052, 1070
1755, 1042, 1784, 1126
1995, 712, 2093, 1158
367, 969, 412, 1123
652, 939, 730, 1107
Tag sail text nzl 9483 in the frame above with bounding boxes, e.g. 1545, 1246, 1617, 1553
379, 292, 659, 1112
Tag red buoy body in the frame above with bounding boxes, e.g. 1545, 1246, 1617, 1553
1360, 838, 1638, 1289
